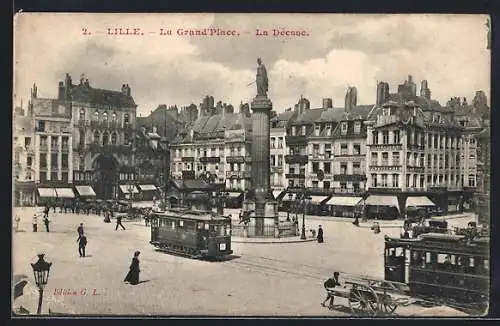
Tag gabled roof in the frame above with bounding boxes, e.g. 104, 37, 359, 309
70, 84, 136, 108
292, 108, 324, 125
317, 108, 345, 122
347, 105, 374, 120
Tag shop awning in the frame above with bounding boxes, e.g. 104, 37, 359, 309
75, 185, 96, 197
138, 184, 158, 192
406, 196, 435, 207
119, 185, 139, 194
326, 196, 363, 206
227, 192, 242, 198
37, 188, 57, 198
365, 195, 399, 209
132, 201, 154, 208
55, 188, 75, 198
310, 196, 329, 204
273, 190, 284, 199
282, 193, 297, 201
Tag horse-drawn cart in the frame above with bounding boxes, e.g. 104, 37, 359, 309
327, 275, 413, 316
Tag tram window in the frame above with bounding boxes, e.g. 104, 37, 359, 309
197, 222, 204, 229
171, 221, 176, 229
425, 252, 431, 264
484, 259, 489, 270
179, 220, 184, 227
204, 223, 209, 230
469, 257, 475, 267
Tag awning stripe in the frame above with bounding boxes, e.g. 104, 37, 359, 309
55, 188, 75, 198
75, 185, 96, 197
326, 196, 363, 206
138, 184, 158, 191
37, 188, 57, 198
365, 195, 399, 210
406, 196, 435, 207
119, 185, 139, 194
310, 196, 328, 204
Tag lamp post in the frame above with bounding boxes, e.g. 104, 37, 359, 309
300, 193, 310, 240
287, 192, 293, 221
30, 254, 52, 315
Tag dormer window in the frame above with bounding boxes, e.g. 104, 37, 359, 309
94, 111, 99, 120
326, 124, 332, 136
79, 108, 85, 120
314, 124, 321, 136
102, 111, 108, 121
301, 125, 306, 135
291, 126, 296, 136
111, 112, 117, 121
354, 121, 361, 134
341, 122, 348, 135
383, 108, 390, 116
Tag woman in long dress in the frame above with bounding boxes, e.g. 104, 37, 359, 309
124, 251, 141, 285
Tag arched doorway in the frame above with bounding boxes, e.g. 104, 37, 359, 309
92, 154, 119, 199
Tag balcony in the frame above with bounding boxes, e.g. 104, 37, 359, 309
226, 156, 251, 164
333, 174, 367, 182
181, 156, 195, 162
407, 166, 425, 173
271, 166, 284, 173
285, 155, 308, 165
285, 135, 308, 146
369, 165, 402, 172
285, 173, 306, 179
199, 156, 221, 164
87, 143, 134, 155
226, 171, 251, 179
408, 144, 425, 151
368, 144, 402, 151
368, 187, 402, 193
332, 187, 365, 195
87, 120, 128, 130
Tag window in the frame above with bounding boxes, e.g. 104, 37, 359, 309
94, 131, 100, 143
340, 163, 347, 175
51, 172, 58, 181
36, 120, 45, 132
353, 144, 361, 155
354, 121, 361, 134
340, 144, 348, 156
112, 112, 117, 121
371, 174, 378, 187
325, 144, 332, 159
468, 175, 476, 187
326, 124, 332, 136
51, 153, 58, 169
102, 132, 109, 146
312, 181, 319, 188
393, 130, 400, 144
339, 122, 348, 135
371, 152, 378, 166
392, 174, 399, 187
382, 152, 389, 165
278, 137, 283, 148
393, 152, 400, 165
111, 132, 117, 145
381, 174, 388, 187
271, 155, 276, 166
102, 111, 108, 121
25, 137, 31, 147
324, 181, 330, 189
312, 162, 319, 173
419, 133, 425, 146
271, 137, 275, 148
382, 131, 389, 144
353, 162, 361, 175
406, 174, 411, 187
372, 131, 379, 145
340, 182, 347, 190
51, 137, 58, 149
94, 111, 99, 120
289, 167, 295, 174
434, 135, 438, 149
353, 182, 360, 192
427, 154, 432, 168
62, 153, 68, 168
40, 172, 47, 181
278, 155, 283, 167
313, 144, 320, 157
27, 156, 32, 167
324, 162, 331, 174
420, 175, 425, 188
291, 126, 296, 136
413, 175, 418, 188
314, 124, 321, 136
79, 109, 85, 120
62, 172, 68, 182
301, 125, 306, 135
124, 114, 130, 125
413, 153, 418, 166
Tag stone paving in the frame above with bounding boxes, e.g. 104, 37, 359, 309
12, 207, 475, 317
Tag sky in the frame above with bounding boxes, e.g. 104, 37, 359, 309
14, 13, 490, 116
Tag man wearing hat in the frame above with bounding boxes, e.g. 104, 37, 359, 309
321, 272, 341, 309
317, 225, 324, 243
32, 213, 38, 232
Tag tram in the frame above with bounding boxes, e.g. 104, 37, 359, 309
149, 208, 233, 260
384, 232, 489, 312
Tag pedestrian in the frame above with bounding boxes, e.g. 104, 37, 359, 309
352, 213, 360, 227
77, 223, 84, 241
115, 214, 126, 230
78, 234, 87, 257
317, 225, 324, 243
321, 272, 341, 309
124, 251, 141, 285
32, 214, 38, 232
43, 205, 50, 219
43, 215, 50, 232
14, 214, 21, 232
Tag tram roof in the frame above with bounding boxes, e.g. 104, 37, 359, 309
151, 209, 229, 222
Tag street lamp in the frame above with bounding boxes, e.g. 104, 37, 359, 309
301, 193, 310, 240
30, 254, 52, 315
287, 193, 293, 221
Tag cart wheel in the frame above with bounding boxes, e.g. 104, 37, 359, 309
348, 284, 380, 316
381, 302, 397, 314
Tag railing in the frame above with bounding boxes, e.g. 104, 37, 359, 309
40, 144, 49, 152
285, 173, 306, 179
333, 174, 367, 182
368, 144, 403, 151
181, 156, 195, 162
199, 156, 221, 164
61, 145, 70, 152
285, 155, 308, 165
368, 165, 402, 172
285, 135, 308, 146
271, 166, 283, 173
331, 187, 365, 195
226, 171, 251, 179
226, 156, 251, 164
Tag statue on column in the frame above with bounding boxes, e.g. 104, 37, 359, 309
256, 57, 268, 97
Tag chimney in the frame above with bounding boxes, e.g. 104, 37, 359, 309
322, 98, 333, 109
84, 79, 90, 87
121, 84, 131, 96
58, 81, 65, 100
31, 83, 37, 99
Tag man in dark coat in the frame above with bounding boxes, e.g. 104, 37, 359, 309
124, 251, 141, 285
43, 216, 50, 232
321, 272, 341, 309
115, 214, 126, 230
43, 205, 50, 219
317, 225, 324, 243
77, 223, 84, 241
78, 234, 87, 257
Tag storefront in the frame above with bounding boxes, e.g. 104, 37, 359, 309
364, 195, 400, 220
309, 195, 330, 215
14, 182, 36, 207
137, 184, 159, 201
36, 187, 57, 206
325, 196, 363, 217
119, 184, 139, 200
74, 185, 97, 198
225, 191, 244, 208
